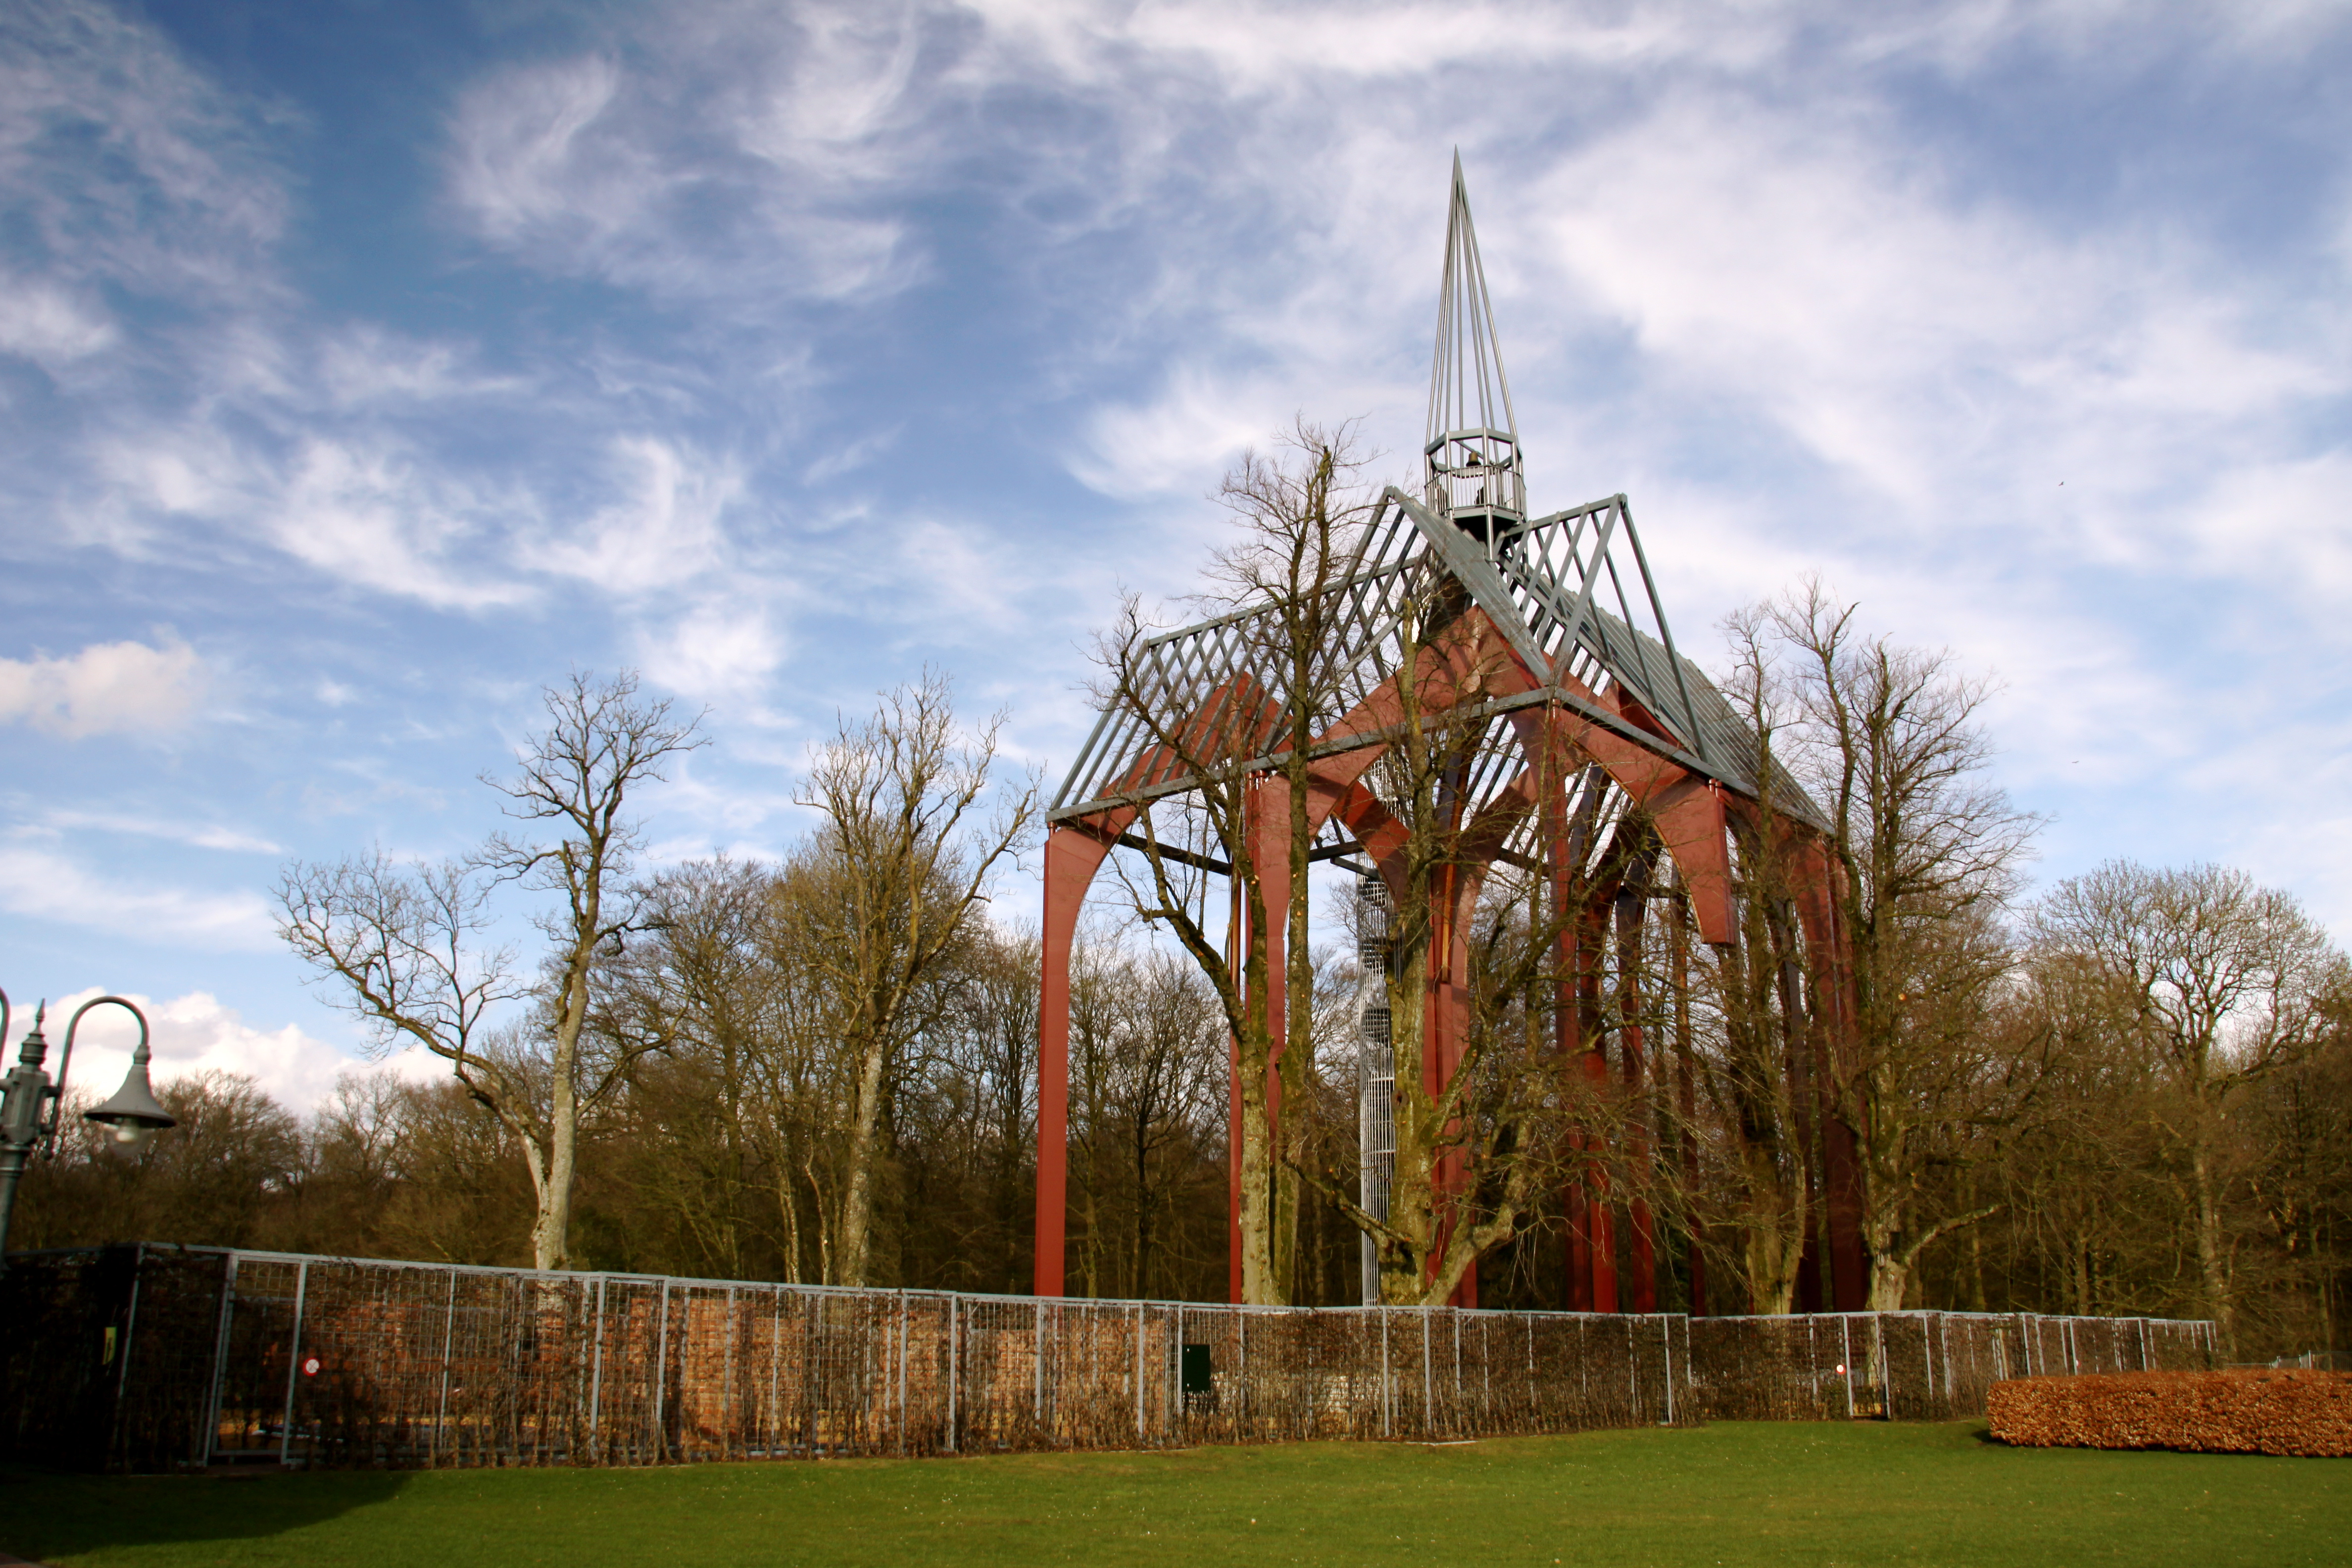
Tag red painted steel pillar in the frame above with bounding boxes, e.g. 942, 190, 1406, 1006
1035, 826, 1111, 1297
1545, 751, 1596, 1313
1238, 775, 1293, 1305
1794, 840, 1868, 1313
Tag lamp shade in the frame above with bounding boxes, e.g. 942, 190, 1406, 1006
85, 1057, 175, 1143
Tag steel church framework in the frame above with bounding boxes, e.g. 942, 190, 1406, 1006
1034, 159, 1867, 1314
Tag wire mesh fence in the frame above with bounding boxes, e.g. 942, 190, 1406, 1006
0, 1245, 2214, 1471
1686, 1311, 2219, 1422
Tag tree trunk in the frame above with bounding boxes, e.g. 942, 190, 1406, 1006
2192, 1133, 2232, 1344
836, 1030, 891, 1286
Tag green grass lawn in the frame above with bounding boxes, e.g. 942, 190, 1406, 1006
1, 1421, 2343, 1568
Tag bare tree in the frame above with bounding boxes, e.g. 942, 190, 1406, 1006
1725, 584, 2041, 1309
601, 856, 781, 1279
1069, 942, 1224, 1298
1685, 607, 1818, 1314
771, 671, 1034, 1286
2030, 860, 2347, 1341
1205, 420, 1377, 1296
280, 670, 703, 1269
1095, 421, 1374, 1304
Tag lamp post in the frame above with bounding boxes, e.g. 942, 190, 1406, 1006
0, 988, 176, 1271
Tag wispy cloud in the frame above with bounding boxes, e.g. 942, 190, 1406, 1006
534, 436, 743, 594
445, 35, 916, 305
33, 807, 281, 855
0, 843, 277, 949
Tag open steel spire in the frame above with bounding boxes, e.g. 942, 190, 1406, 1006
1425, 151, 1525, 539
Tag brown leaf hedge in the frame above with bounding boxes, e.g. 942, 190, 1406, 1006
1988, 1370, 2352, 1457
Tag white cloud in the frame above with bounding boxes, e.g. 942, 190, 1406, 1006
741, 5, 922, 154
1076, 365, 1314, 502
0, 843, 276, 950
0, 0, 287, 302
37, 987, 438, 1114
261, 439, 537, 611
637, 599, 785, 699
316, 325, 523, 408
537, 435, 741, 594
447, 54, 631, 246
0, 273, 117, 366
2181, 449, 2352, 611
4, 0, 2351, 966
0, 637, 206, 737
444, 31, 916, 304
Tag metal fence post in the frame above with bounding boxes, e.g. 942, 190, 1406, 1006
584, 1275, 605, 1460
723, 1285, 738, 1456
1453, 1312, 1464, 1419
764, 1289, 781, 1455
1380, 1307, 1391, 1437
651, 1280, 671, 1463
1237, 1307, 1247, 1426
1480, 1316, 1490, 1419
1524, 1314, 1534, 1416
112, 1242, 148, 1463
948, 1293, 961, 1454
1660, 1317, 1674, 1427
438, 1269, 460, 1464
278, 1259, 309, 1468
201, 1252, 241, 1467
1421, 1308, 1433, 1437
1839, 1317, 1854, 1420
1132, 1302, 1144, 1442
1626, 1317, 1638, 1422
1170, 1306, 1183, 1434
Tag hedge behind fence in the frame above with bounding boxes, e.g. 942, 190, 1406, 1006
1989, 1370, 2352, 1457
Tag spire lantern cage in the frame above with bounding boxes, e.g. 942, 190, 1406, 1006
1425, 152, 1526, 540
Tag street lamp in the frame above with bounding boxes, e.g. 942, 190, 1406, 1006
0, 989, 176, 1270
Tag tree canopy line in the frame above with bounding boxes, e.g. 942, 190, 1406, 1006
18, 434, 2349, 1363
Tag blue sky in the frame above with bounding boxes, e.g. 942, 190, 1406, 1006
4, 0, 2348, 1105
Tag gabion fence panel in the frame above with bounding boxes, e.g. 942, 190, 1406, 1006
0, 1245, 2213, 1471
1686, 1311, 2220, 1423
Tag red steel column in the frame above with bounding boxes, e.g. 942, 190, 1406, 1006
1793, 838, 1868, 1313
1544, 737, 1595, 1313
1236, 775, 1292, 1305
1035, 826, 1111, 1297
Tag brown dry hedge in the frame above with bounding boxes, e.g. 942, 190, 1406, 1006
1988, 1370, 2352, 1457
